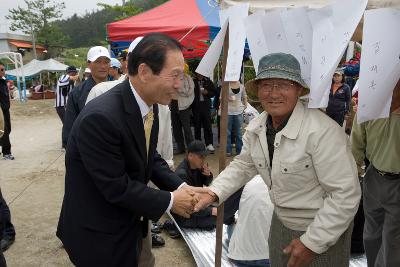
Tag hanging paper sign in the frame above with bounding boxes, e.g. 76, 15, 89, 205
261, 9, 290, 54
282, 7, 313, 87
224, 3, 249, 82
357, 8, 400, 123
195, 20, 228, 79
244, 10, 267, 73
308, 0, 368, 108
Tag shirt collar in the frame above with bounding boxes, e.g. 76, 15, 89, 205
129, 79, 151, 119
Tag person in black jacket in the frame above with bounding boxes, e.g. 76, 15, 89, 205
172, 140, 217, 229
61, 46, 111, 148
326, 71, 351, 126
56, 34, 200, 267
0, 64, 14, 160
192, 73, 217, 153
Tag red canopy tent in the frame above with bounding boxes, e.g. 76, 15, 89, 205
107, 0, 220, 58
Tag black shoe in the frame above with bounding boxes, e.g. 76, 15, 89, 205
167, 225, 181, 239
151, 222, 161, 234
151, 234, 165, 248
1, 237, 15, 252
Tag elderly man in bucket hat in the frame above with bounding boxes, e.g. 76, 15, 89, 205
195, 53, 361, 267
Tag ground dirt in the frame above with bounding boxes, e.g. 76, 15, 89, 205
1, 99, 226, 267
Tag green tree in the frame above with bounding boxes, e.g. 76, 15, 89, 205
6, 0, 68, 52
97, 2, 142, 21
129, 0, 169, 11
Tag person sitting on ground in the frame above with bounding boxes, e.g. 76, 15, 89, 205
164, 140, 216, 238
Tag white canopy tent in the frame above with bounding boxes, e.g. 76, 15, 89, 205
6, 58, 68, 77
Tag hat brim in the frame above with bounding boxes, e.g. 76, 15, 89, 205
191, 150, 209, 156
245, 70, 309, 97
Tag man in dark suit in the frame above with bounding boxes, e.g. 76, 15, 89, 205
57, 34, 199, 267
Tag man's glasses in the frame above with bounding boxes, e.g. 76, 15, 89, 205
258, 81, 297, 93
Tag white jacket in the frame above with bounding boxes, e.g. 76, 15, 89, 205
209, 100, 361, 254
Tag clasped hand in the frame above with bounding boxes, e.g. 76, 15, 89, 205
171, 186, 218, 218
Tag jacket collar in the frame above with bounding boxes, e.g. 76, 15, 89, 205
247, 100, 305, 140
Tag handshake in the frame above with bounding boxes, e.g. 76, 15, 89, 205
171, 185, 218, 218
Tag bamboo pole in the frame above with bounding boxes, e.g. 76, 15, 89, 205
215, 24, 229, 267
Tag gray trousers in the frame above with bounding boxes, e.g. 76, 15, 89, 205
138, 222, 155, 267
363, 166, 400, 267
269, 213, 353, 267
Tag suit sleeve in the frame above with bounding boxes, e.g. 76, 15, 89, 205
151, 152, 184, 191
77, 112, 171, 221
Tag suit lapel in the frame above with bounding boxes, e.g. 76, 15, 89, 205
147, 104, 159, 169
121, 79, 147, 162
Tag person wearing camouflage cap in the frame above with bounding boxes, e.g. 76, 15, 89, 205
195, 53, 361, 267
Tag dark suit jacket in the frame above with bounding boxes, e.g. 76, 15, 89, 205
57, 79, 184, 267
62, 76, 96, 147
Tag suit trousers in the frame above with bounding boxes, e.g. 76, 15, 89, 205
363, 166, 400, 267
138, 221, 155, 267
193, 102, 213, 146
0, 108, 11, 155
55, 106, 66, 124
269, 213, 353, 267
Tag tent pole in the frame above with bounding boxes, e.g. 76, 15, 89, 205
215, 23, 229, 267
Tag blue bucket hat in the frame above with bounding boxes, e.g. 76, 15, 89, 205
245, 53, 309, 96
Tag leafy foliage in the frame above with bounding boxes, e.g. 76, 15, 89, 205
6, 0, 69, 56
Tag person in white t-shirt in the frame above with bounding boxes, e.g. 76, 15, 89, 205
228, 176, 272, 267
226, 81, 247, 156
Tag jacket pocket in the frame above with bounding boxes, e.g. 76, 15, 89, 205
279, 158, 318, 190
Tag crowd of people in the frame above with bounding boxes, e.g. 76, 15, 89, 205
0, 31, 398, 267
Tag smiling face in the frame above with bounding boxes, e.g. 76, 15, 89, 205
88, 57, 110, 82
142, 49, 184, 105
257, 78, 302, 122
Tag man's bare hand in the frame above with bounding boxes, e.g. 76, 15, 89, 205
171, 187, 198, 218
193, 188, 218, 212
283, 238, 316, 267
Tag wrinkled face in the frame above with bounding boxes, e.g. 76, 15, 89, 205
188, 153, 206, 169
145, 49, 184, 105
257, 78, 302, 120
88, 57, 110, 81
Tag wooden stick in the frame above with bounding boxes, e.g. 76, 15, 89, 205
215, 24, 229, 267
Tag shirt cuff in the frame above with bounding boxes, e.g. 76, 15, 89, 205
165, 183, 186, 213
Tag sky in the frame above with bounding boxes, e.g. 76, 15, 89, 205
0, 0, 122, 34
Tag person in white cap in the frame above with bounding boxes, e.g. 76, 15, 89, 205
61, 46, 110, 148
109, 58, 122, 81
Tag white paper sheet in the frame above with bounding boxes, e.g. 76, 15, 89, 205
244, 10, 267, 73
224, 3, 249, 81
195, 20, 228, 79
261, 9, 290, 54
357, 8, 400, 123
282, 7, 313, 87
308, 0, 368, 108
